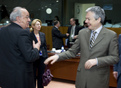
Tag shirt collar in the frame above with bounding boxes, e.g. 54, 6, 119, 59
55, 26, 58, 29
93, 25, 102, 34
72, 25, 76, 28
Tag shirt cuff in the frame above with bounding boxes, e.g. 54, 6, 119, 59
55, 54, 59, 59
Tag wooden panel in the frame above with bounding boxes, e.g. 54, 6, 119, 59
49, 60, 78, 81
109, 66, 117, 87
48, 53, 80, 81
107, 28, 121, 36
41, 26, 53, 49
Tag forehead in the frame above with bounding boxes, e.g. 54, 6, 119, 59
21, 9, 29, 16
70, 19, 74, 21
35, 21, 40, 24
86, 11, 95, 18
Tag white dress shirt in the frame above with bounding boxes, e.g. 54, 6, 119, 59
90, 25, 103, 65
90, 25, 103, 41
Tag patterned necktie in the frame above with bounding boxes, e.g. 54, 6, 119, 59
90, 31, 97, 48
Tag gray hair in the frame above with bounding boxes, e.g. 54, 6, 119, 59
86, 6, 105, 24
10, 7, 25, 21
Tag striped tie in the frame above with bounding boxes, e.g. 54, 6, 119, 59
90, 31, 97, 48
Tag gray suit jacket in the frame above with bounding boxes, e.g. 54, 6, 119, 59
58, 27, 119, 88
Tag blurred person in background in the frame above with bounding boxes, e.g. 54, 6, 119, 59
30, 19, 48, 88
67, 18, 80, 48
52, 20, 69, 49
113, 34, 121, 88
80, 20, 88, 30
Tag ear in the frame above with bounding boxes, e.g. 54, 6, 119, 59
32, 25, 35, 29
97, 17, 101, 23
16, 16, 21, 23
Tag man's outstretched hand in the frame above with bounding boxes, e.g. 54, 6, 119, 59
44, 55, 59, 65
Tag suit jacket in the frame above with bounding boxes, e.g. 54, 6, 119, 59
67, 25, 80, 41
67, 25, 80, 47
0, 22, 39, 88
52, 26, 68, 49
58, 27, 119, 88
30, 31, 48, 59
114, 34, 121, 88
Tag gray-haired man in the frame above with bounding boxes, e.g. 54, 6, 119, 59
44, 6, 119, 88
0, 7, 40, 88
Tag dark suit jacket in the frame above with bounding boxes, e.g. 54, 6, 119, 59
114, 34, 121, 88
58, 27, 119, 88
52, 26, 68, 49
0, 22, 39, 88
30, 31, 48, 59
67, 25, 80, 47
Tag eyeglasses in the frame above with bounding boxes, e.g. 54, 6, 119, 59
21, 15, 30, 19
24, 16, 30, 19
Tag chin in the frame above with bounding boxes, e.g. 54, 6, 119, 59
88, 26, 92, 29
26, 24, 29, 26
37, 28, 40, 30
88, 26, 91, 29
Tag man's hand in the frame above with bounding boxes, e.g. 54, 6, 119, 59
73, 35, 78, 39
85, 59, 97, 69
44, 55, 59, 65
33, 40, 41, 50
113, 71, 118, 79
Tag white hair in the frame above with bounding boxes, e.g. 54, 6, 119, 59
86, 6, 105, 24
10, 7, 25, 21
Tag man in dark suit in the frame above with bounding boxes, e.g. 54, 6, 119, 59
44, 6, 119, 88
80, 20, 88, 30
0, 7, 40, 88
113, 34, 121, 88
67, 18, 80, 48
52, 20, 69, 49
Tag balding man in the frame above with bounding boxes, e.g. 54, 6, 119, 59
0, 7, 40, 88
67, 18, 80, 48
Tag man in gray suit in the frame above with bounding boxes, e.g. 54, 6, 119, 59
44, 6, 119, 88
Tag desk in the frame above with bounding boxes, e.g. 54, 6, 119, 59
48, 53, 117, 87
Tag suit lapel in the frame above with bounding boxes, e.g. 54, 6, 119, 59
75, 26, 77, 35
39, 32, 43, 46
86, 29, 91, 48
92, 27, 106, 48
32, 32, 38, 43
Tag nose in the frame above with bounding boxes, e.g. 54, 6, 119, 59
28, 18, 31, 22
85, 19, 88, 23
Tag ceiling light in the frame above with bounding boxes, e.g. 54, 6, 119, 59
56, 0, 59, 2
